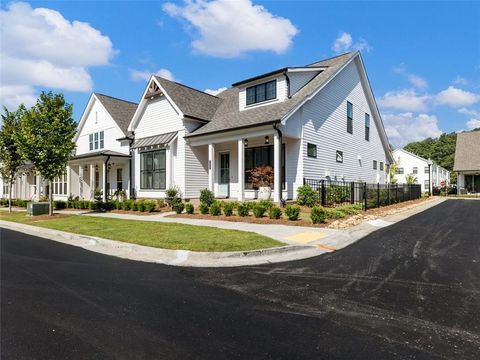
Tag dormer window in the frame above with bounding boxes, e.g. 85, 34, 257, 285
246, 80, 276, 106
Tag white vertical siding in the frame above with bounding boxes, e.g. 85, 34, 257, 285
300, 60, 389, 184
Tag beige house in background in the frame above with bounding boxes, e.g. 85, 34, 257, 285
454, 131, 480, 194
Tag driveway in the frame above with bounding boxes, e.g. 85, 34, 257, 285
1, 199, 479, 359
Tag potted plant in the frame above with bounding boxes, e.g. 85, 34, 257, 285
249, 165, 274, 200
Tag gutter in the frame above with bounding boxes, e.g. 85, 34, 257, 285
128, 133, 135, 199
103, 155, 111, 201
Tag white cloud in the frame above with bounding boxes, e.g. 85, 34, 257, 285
435, 86, 479, 107
378, 90, 430, 112
130, 68, 176, 82
332, 31, 372, 54
0, 2, 115, 109
383, 112, 443, 148
204, 87, 227, 95
466, 118, 480, 130
163, 0, 298, 58
0, 85, 37, 109
453, 76, 468, 85
407, 74, 428, 90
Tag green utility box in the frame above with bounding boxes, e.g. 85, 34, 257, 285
27, 202, 50, 216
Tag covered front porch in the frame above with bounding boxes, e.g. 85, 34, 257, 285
457, 172, 480, 194
69, 151, 131, 201
189, 125, 301, 202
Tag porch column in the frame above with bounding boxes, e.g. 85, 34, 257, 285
237, 139, 244, 201
79, 165, 84, 198
90, 163, 95, 200
166, 148, 171, 189
35, 174, 41, 201
273, 132, 281, 203
102, 161, 107, 202
208, 143, 215, 192
66, 165, 71, 198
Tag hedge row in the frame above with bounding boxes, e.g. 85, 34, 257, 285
0, 198, 28, 207
310, 204, 362, 224
53, 199, 158, 212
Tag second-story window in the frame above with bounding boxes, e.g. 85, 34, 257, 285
373, 160, 377, 170
89, 131, 105, 151
413, 167, 418, 174
365, 113, 370, 141
246, 80, 276, 105
347, 101, 353, 134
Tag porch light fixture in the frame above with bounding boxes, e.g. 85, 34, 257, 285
84, 165, 88, 172
244, 138, 248, 147
95, 164, 99, 171
265, 136, 270, 144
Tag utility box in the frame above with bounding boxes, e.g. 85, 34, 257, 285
27, 202, 50, 216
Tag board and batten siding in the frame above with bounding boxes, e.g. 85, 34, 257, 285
75, 98, 127, 156
238, 75, 289, 111
288, 71, 320, 96
299, 60, 388, 184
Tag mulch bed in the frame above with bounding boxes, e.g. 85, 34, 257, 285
109, 209, 165, 216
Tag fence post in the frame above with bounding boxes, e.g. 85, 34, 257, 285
321, 180, 326, 207
377, 183, 380, 208
350, 182, 355, 205
364, 182, 367, 210
303, 178, 306, 186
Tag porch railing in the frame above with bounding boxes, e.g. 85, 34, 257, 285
303, 178, 422, 210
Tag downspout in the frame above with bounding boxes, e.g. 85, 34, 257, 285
104, 155, 111, 201
273, 122, 284, 206
128, 132, 135, 199
284, 70, 291, 98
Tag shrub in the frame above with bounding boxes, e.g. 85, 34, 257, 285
199, 203, 209, 215
326, 185, 351, 206
53, 200, 67, 210
297, 184, 317, 207
248, 165, 273, 188
337, 204, 361, 215
258, 199, 274, 210
237, 203, 250, 217
268, 206, 282, 219
209, 201, 221, 216
245, 201, 256, 210
285, 205, 301, 221
144, 200, 156, 212
157, 198, 166, 208
89, 201, 99, 211
173, 202, 185, 214
136, 200, 146, 212
185, 203, 194, 214
115, 200, 122, 210
223, 202, 235, 216
326, 208, 346, 219
200, 188, 215, 206
165, 187, 181, 209
252, 204, 266, 218
311, 206, 328, 224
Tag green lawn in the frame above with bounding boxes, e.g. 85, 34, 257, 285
0, 212, 283, 252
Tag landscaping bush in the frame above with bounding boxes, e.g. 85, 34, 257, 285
268, 206, 282, 219
285, 205, 301, 221
200, 188, 215, 206
223, 202, 235, 216
311, 206, 328, 224
136, 200, 146, 212
337, 204, 361, 215
237, 203, 250, 217
157, 198, 166, 209
173, 202, 185, 214
297, 184, 317, 207
326, 208, 346, 219
89, 201, 99, 211
122, 200, 132, 211
199, 203, 210, 215
258, 199, 274, 210
209, 202, 222, 216
326, 184, 351, 206
245, 201, 256, 210
185, 203, 194, 214
252, 204, 266, 218
53, 200, 67, 210
165, 187, 182, 209
115, 200, 122, 210
144, 200, 156, 212
104, 201, 116, 211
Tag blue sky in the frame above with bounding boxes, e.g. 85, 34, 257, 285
1, 0, 479, 147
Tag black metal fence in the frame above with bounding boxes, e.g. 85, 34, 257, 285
303, 178, 422, 210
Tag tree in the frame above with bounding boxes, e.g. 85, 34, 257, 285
405, 174, 418, 185
389, 161, 398, 184
0, 106, 25, 213
17, 92, 76, 215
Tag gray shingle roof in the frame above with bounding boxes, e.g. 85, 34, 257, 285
185, 52, 356, 137
95, 93, 137, 135
453, 131, 480, 171
154, 77, 223, 121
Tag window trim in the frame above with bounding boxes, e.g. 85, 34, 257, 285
347, 101, 353, 134
140, 149, 167, 190
246, 80, 277, 106
336, 150, 344, 163
380, 162, 384, 171
307, 143, 317, 158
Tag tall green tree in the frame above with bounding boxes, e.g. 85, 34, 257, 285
17, 92, 76, 215
0, 106, 25, 213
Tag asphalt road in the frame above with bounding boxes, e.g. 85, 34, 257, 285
1, 199, 479, 359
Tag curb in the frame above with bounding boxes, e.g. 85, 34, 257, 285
0, 220, 325, 267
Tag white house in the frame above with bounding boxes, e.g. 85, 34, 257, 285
392, 148, 450, 192
454, 131, 480, 194
128, 51, 393, 202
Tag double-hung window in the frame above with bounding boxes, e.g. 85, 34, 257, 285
380, 162, 384, 171
116, 168, 123, 190
424, 166, 429, 174
89, 134, 93, 151
94, 132, 99, 150
89, 131, 105, 151
413, 167, 418, 174
373, 160, 377, 170
53, 171, 67, 195
347, 101, 353, 134
140, 150, 166, 189
307, 143, 317, 158
246, 80, 276, 106
365, 113, 370, 141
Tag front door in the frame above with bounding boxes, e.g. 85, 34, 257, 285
218, 153, 230, 198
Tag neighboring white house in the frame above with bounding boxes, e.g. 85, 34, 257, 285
128, 51, 393, 202
454, 131, 480, 194
392, 149, 450, 192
